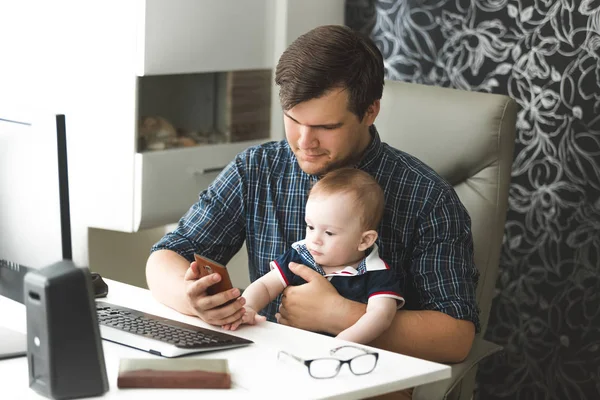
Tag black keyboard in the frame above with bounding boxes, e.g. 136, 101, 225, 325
0, 259, 29, 304
95, 302, 253, 357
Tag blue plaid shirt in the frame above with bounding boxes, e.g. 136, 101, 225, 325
151, 126, 480, 331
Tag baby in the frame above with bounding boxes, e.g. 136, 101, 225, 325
224, 168, 404, 344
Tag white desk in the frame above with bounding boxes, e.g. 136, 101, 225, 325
0, 279, 450, 399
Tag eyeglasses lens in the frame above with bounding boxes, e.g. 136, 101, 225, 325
309, 358, 341, 378
349, 354, 377, 375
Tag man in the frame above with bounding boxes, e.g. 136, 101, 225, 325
146, 25, 479, 395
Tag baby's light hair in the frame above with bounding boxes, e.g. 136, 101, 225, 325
309, 168, 385, 230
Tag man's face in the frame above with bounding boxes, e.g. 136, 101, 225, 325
304, 192, 367, 268
284, 89, 379, 176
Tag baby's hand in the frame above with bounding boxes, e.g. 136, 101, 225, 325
222, 306, 266, 331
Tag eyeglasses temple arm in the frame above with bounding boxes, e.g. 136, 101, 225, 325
330, 344, 372, 355
278, 350, 306, 365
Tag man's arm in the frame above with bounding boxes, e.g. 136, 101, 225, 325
371, 309, 475, 362
146, 157, 250, 324
146, 249, 246, 326
336, 297, 397, 345
146, 249, 195, 315
330, 296, 475, 362
277, 263, 474, 363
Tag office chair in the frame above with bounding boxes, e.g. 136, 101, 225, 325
376, 80, 517, 400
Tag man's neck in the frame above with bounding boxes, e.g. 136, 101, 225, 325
349, 126, 375, 167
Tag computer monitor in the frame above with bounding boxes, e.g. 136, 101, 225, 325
0, 113, 71, 359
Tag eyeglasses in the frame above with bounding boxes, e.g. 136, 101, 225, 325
277, 345, 379, 379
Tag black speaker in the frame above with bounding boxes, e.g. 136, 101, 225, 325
24, 260, 108, 399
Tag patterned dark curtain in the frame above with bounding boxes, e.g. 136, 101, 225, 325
346, 1, 600, 399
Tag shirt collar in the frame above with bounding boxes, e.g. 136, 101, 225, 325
291, 240, 387, 277
355, 125, 384, 170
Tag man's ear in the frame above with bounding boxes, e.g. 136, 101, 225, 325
363, 100, 380, 126
358, 230, 378, 252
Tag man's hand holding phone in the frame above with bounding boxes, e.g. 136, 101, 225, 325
182, 254, 246, 326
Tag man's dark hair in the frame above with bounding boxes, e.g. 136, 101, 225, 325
275, 25, 384, 120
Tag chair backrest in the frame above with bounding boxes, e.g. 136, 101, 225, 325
375, 80, 517, 335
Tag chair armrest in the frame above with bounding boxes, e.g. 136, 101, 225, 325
412, 338, 502, 400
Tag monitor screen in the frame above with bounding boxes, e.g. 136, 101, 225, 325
0, 114, 64, 269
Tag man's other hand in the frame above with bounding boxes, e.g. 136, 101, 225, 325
183, 261, 246, 326
276, 262, 343, 334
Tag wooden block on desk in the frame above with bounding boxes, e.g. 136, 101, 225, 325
117, 358, 231, 389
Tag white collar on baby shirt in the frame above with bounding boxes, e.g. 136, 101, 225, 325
291, 240, 389, 277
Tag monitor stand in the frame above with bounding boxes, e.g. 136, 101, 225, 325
0, 326, 26, 360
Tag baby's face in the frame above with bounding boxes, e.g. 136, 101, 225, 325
304, 192, 366, 267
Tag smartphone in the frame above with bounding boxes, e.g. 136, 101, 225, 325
193, 254, 234, 296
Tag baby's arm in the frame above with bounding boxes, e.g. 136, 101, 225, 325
336, 297, 397, 344
223, 270, 285, 330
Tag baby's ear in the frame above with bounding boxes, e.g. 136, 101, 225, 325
358, 230, 378, 251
